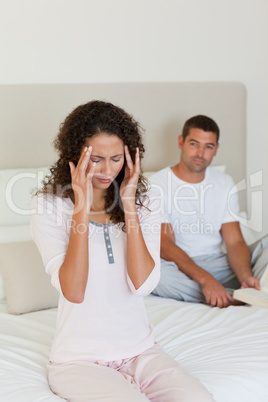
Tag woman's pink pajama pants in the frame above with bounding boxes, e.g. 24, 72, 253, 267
48, 345, 214, 402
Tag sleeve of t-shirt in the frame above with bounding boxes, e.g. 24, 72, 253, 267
222, 174, 240, 224
30, 195, 70, 294
126, 188, 161, 296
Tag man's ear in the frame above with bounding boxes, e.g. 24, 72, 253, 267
178, 135, 184, 150
215, 142, 220, 155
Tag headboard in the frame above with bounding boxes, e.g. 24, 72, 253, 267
0, 82, 246, 208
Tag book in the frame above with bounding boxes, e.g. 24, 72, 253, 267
233, 266, 268, 308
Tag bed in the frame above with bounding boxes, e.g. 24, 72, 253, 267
0, 83, 267, 402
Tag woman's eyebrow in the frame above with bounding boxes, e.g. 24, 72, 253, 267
111, 154, 124, 158
91, 153, 124, 158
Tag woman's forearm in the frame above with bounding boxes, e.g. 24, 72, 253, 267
59, 209, 90, 303
124, 206, 155, 290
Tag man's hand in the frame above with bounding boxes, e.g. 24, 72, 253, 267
240, 276, 260, 290
201, 275, 235, 308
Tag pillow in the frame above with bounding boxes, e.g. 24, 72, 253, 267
0, 275, 5, 303
0, 167, 49, 226
0, 225, 33, 303
144, 171, 156, 179
0, 224, 32, 244
0, 241, 59, 314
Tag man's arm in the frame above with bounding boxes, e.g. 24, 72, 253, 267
161, 223, 234, 307
221, 221, 260, 290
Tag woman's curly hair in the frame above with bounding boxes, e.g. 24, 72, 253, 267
38, 100, 149, 225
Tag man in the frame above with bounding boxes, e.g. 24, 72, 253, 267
150, 115, 267, 308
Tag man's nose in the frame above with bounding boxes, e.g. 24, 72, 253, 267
196, 146, 204, 158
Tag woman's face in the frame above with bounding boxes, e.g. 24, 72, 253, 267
85, 133, 125, 191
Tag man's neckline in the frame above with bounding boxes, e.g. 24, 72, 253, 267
169, 165, 208, 184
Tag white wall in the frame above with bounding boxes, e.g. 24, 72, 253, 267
1, 0, 268, 238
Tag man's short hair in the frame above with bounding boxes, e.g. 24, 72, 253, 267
182, 115, 220, 143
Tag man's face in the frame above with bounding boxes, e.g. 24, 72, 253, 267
179, 128, 219, 174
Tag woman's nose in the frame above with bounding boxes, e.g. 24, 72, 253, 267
101, 161, 111, 176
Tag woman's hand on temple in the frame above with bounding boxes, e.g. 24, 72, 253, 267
69, 146, 96, 215
120, 146, 140, 210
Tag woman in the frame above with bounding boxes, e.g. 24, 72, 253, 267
31, 100, 214, 401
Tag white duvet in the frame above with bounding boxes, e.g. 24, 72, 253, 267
0, 295, 268, 402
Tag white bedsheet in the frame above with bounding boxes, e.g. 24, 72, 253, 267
0, 295, 268, 402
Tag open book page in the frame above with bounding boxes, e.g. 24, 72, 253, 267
260, 265, 268, 292
233, 265, 268, 308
